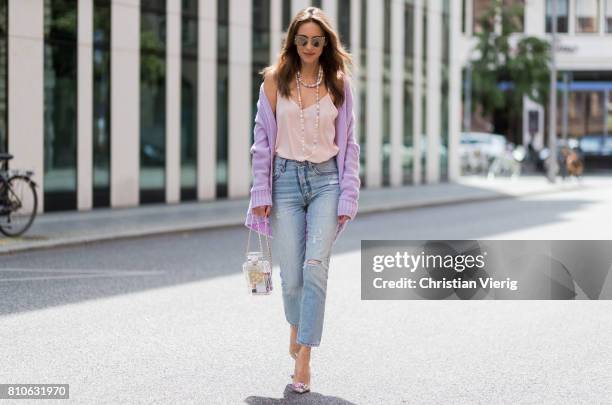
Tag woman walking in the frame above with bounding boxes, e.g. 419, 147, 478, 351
244, 6, 361, 394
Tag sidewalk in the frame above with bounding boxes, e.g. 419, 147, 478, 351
0, 174, 606, 255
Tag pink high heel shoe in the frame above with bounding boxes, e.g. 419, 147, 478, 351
290, 382, 310, 394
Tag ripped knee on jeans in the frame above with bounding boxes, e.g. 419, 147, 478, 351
305, 259, 322, 266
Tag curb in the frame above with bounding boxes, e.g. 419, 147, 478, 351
0, 180, 590, 256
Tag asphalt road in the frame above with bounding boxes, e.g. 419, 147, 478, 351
1, 184, 611, 404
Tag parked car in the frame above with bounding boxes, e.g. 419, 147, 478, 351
579, 134, 612, 158
381, 135, 448, 170
459, 132, 507, 174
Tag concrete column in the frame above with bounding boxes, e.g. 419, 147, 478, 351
77, 0, 93, 210
412, 0, 423, 185
228, 0, 252, 198
465, 0, 474, 37
292, 0, 310, 16
426, 0, 442, 184
199, 0, 216, 200
8, 0, 44, 212
448, 0, 462, 182
390, 0, 404, 187
322, 0, 337, 29
166, 0, 181, 203
111, 0, 140, 207
366, 0, 383, 188
270, 0, 282, 60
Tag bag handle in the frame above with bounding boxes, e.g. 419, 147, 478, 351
245, 214, 272, 266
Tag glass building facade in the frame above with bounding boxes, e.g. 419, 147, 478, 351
3, 0, 459, 213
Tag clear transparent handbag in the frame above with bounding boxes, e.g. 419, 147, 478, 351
243, 216, 273, 295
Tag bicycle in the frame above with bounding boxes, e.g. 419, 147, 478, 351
0, 153, 38, 237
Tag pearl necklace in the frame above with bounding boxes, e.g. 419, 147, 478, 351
296, 66, 323, 161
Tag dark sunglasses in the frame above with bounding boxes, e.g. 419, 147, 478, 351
294, 35, 326, 48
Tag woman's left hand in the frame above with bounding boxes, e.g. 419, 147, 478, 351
338, 215, 350, 225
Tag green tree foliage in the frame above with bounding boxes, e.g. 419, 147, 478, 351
470, 0, 551, 138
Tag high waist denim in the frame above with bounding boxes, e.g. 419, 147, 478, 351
270, 154, 340, 347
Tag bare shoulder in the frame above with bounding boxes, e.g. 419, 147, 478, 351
263, 68, 278, 114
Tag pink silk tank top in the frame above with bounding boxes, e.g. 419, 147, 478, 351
274, 89, 339, 163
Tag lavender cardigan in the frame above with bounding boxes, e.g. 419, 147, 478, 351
244, 75, 361, 244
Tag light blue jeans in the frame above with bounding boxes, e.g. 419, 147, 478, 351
271, 154, 340, 347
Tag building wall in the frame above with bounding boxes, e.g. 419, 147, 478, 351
2, 0, 460, 213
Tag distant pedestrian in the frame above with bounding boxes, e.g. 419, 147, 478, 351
243, 6, 361, 394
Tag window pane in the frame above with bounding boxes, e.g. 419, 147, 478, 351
181, 2, 198, 201
608, 91, 612, 133
403, 0, 414, 184
473, 0, 492, 34
504, 0, 524, 32
382, 0, 391, 187
546, 0, 569, 33
441, 0, 450, 181
338, 0, 351, 50
606, 0, 612, 32
422, 2, 427, 184
140, 1, 166, 203
576, 0, 599, 33
252, 0, 270, 145
567, 91, 605, 137
182, 0, 197, 16
474, 0, 524, 33
0, 0, 6, 154
93, 0, 111, 207
282, 0, 291, 31
359, 0, 367, 186
44, 0, 78, 211
217, 0, 229, 198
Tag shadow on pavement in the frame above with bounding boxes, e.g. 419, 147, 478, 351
245, 384, 358, 404
0, 195, 599, 316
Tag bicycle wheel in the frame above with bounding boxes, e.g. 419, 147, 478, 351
0, 175, 38, 237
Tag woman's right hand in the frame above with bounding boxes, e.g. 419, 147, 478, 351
252, 205, 271, 217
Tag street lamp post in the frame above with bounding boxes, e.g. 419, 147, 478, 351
547, 0, 559, 182
464, 62, 472, 133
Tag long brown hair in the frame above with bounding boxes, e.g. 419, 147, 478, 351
261, 7, 353, 108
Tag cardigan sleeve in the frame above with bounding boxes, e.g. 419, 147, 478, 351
249, 89, 273, 209
337, 77, 361, 220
